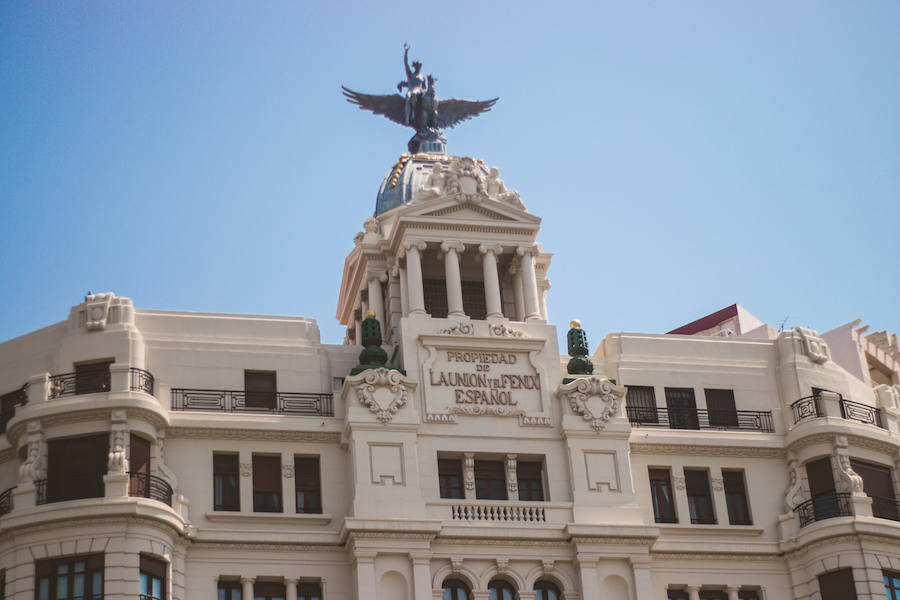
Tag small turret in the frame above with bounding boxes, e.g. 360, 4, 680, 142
351, 311, 404, 375
566, 319, 594, 376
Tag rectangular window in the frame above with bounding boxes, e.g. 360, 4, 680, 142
0, 387, 25, 434
818, 568, 857, 600
667, 590, 689, 600
128, 435, 152, 498
217, 581, 241, 600
254, 582, 286, 600
625, 385, 658, 424
738, 592, 761, 600
699, 591, 727, 600
47, 435, 108, 503
252, 455, 282, 512
74, 359, 113, 395
35, 553, 104, 600
705, 389, 738, 428
245, 370, 277, 409
298, 582, 322, 600
139, 554, 166, 600
685, 469, 716, 524
516, 461, 545, 502
805, 456, 840, 520
423, 278, 449, 318
884, 570, 900, 600
723, 470, 752, 525
474, 460, 507, 501
850, 459, 898, 521
649, 468, 677, 523
294, 456, 322, 514
214, 454, 240, 511
665, 387, 699, 429
461, 280, 487, 320
438, 458, 464, 499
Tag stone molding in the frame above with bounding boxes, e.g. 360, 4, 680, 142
166, 428, 341, 442
630, 443, 787, 458
347, 367, 416, 424
795, 326, 830, 364
488, 323, 525, 338
558, 377, 625, 432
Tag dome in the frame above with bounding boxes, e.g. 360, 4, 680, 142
374, 154, 487, 216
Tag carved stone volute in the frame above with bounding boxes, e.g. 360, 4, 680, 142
558, 376, 626, 432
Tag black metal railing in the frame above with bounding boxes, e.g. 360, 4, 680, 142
34, 479, 47, 505
130, 368, 155, 396
0, 486, 15, 516
790, 395, 822, 424
171, 388, 334, 417
793, 492, 853, 527
871, 496, 900, 522
49, 367, 154, 398
626, 407, 775, 432
128, 472, 173, 507
1, 385, 28, 433
840, 399, 884, 428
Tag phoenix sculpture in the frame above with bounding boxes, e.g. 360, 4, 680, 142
342, 44, 499, 154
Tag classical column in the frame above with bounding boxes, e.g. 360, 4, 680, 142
285, 578, 299, 600
367, 274, 385, 328
516, 245, 542, 321
479, 243, 503, 319
538, 279, 550, 321
395, 262, 409, 317
508, 264, 525, 321
726, 587, 740, 600
686, 585, 701, 600
241, 577, 255, 600
410, 553, 433, 600
404, 240, 427, 317
441, 241, 466, 318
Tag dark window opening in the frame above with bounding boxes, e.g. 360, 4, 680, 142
295, 456, 322, 514
516, 461, 545, 502
139, 554, 166, 600
884, 570, 900, 600
487, 579, 516, 600
254, 582, 286, 600
74, 360, 113, 395
245, 370, 277, 409
252, 455, 282, 512
805, 456, 842, 520
438, 458, 464, 499
667, 590, 689, 600
442, 579, 472, 600
297, 582, 322, 600
35, 553, 104, 600
47, 435, 108, 503
738, 591, 761, 600
533, 580, 561, 600
423, 278, 449, 318
649, 468, 677, 523
699, 591, 727, 600
128, 435, 152, 498
850, 459, 898, 521
214, 453, 240, 511
723, 470, 752, 525
665, 387, 699, 429
217, 581, 241, 600
685, 469, 716, 524
818, 568, 857, 600
474, 460, 507, 501
625, 385, 658, 424
461, 280, 487, 320
0, 387, 26, 434
705, 389, 738, 428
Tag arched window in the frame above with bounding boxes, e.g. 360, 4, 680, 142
534, 580, 562, 600
443, 578, 472, 600
489, 579, 516, 600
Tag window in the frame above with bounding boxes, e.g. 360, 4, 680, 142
254, 582, 285, 600
475, 460, 507, 501
818, 568, 857, 600
705, 389, 738, 428
47, 435, 108, 503
534, 580, 561, 600
214, 454, 240, 511
461, 280, 487, 320
245, 370, 277, 410
129, 435, 152, 498
488, 580, 515, 600
667, 590, 688, 600
74, 360, 112, 395
516, 461, 545, 501
295, 456, 322, 514
423, 278, 449, 318
850, 459, 898, 521
723, 470, 752, 525
217, 581, 241, 600
738, 591, 760, 600
805, 457, 840, 520
685, 469, 715, 524
442, 579, 471, 600
649, 468, 677, 523
297, 582, 322, 600
885, 570, 900, 600
699, 591, 727, 600
35, 554, 103, 600
665, 387, 699, 429
0, 386, 25, 433
625, 385, 658, 424
253, 455, 282, 512
139, 555, 166, 600
438, 458, 464, 499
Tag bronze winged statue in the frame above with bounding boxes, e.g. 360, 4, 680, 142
342, 44, 498, 154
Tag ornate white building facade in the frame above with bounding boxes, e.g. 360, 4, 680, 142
0, 152, 898, 600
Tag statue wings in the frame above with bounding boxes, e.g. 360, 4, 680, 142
342, 86, 407, 126
342, 86, 498, 131
431, 97, 499, 129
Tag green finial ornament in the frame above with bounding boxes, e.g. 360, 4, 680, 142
350, 311, 404, 375
566, 319, 594, 376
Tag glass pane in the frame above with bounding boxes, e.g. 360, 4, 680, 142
57, 575, 68, 599
57, 564, 69, 575
489, 590, 497, 600
74, 561, 85, 572
38, 578, 50, 600
140, 572, 150, 593
93, 570, 103, 594
153, 576, 163, 597
74, 572, 85, 597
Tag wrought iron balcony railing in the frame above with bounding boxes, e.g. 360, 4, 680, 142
1, 385, 28, 433
128, 472, 173, 507
793, 492, 853, 527
790, 395, 822, 424
450, 502, 546, 523
626, 406, 775, 432
0, 486, 14, 516
840, 399, 884, 428
34, 479, 47, 506
872, 496, 900, 522
49, 367, 154, 399
171, 388, 334, 417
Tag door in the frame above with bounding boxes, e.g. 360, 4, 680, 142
130, 435, 151, 497
666, 388, 699, 429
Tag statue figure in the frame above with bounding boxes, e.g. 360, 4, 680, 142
343, 44, 499, 154
486, 167, 525, 209
418, 162, 446, 199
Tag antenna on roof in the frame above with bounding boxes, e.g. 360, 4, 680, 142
778, 316, 790, 332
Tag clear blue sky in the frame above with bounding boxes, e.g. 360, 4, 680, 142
1, 2, 898, 348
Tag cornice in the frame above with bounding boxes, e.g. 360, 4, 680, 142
629, 442, 786, 458
165, 427, 341, 442
190, 541, 345, 553
786, 431, 899, 455
650, 551, 781, 562
435, 538, 570, 548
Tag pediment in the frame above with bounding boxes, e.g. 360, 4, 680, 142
398, 195, 541, 225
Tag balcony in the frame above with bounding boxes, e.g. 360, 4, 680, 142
872, 496, 900, 522
790, 393, 884, 428
626, 406, 774, 432
0, 486, 14, 516
171, 388, 334, 417
450, 502, 546, 523
840, 399, 884, 428
49, 367, 154, 399
128, 472, 173, 507
793, 492, 854, 527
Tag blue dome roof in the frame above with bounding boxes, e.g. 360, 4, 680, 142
374, 154, 490, 216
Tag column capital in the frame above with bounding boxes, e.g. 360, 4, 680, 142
240, 576, 256, 584
479, 243, 503, 255
686, 585, 701, 592
354, 551, 377, 563
403, 239, 428, 252
539, 279, 551, 291
440, 240, 465, 254
725, 587, 740, 593
516, 244, 539, 257
284, 578, 300, 585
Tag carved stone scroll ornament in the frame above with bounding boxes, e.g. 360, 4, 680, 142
18, 426, 46, 484
463, 454, 475, 491
488, 323, 525, 338
835, 453, 864, 495
351, 367, 415, 424
449, 404, 525, 417
441, 322, 475, 336
557, 376, 626, 432
795, 326, 830, 364
783, 457, 805, 512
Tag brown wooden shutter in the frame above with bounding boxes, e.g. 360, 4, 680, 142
805, 457, 836, 496
253, 455, 281, 493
